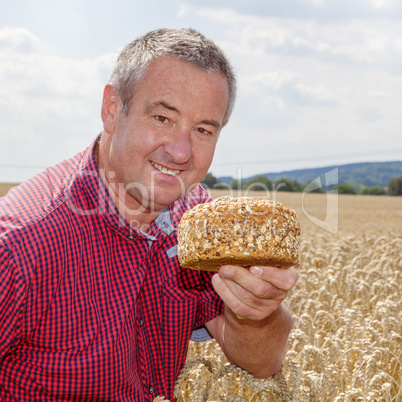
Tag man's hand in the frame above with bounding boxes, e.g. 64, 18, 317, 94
211, 264, 298, 321
206, 264, 298, 377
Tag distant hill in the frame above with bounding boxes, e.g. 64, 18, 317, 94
218, 161, 402, 189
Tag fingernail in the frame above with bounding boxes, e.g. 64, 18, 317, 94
212, 274, 222, 285
250, 266, 263, 276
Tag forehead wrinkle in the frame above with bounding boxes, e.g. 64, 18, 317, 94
199, 118, 220, 129
144, 100, 222, 129
145, 100, 180, 114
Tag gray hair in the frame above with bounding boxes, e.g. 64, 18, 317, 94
109, 28, 237, 124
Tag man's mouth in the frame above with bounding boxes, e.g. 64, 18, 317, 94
151, 162, 180, 177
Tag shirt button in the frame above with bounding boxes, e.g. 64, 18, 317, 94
139, 319, 144, 327
128, 234, 134, 240
149, 386, 153, 394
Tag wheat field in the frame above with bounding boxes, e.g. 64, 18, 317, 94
171, 191, 402, 401
0, 183, 19, 197
2, 185, 401, 401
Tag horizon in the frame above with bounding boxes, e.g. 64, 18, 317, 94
1, 159, 401, 185
214, 159, 402, 179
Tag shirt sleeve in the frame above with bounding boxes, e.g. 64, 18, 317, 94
193, 271, 224, 330
0, 245, 25, 361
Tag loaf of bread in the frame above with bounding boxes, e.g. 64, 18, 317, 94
177, 196, 301, 271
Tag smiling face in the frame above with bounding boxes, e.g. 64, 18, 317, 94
99, 56, 230, 220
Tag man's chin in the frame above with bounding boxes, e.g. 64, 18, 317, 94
133, 180, 200, 213
151, 192, 188, 211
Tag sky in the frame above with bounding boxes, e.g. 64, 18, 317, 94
1, 0, 401, 183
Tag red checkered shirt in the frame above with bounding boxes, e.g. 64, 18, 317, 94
0, 136, 223, 401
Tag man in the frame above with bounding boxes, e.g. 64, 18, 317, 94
0, 28, 297, 400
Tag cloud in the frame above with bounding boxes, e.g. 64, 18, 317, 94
0, 26, 40, 53
183, 4, 402, 177
198, 8, 402, 71
0, 27, 116, 176
293, 84, 337, 105
180, 0, 402, 21
242, 71, 337, 106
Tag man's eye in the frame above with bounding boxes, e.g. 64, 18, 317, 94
155, 115, 168, 123
197, 127, 211, 135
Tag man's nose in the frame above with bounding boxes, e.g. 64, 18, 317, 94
164, 127, 192, 164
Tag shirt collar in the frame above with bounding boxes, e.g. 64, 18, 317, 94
154, 207, 175, 235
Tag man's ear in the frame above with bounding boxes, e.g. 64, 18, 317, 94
101, 84, 121, 134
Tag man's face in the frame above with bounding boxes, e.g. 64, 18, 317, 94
103, 56, 230, 215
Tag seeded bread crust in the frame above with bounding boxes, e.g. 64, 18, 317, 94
177, 197, 301, 272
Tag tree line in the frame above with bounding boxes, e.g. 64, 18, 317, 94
201, 173, 402, 196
